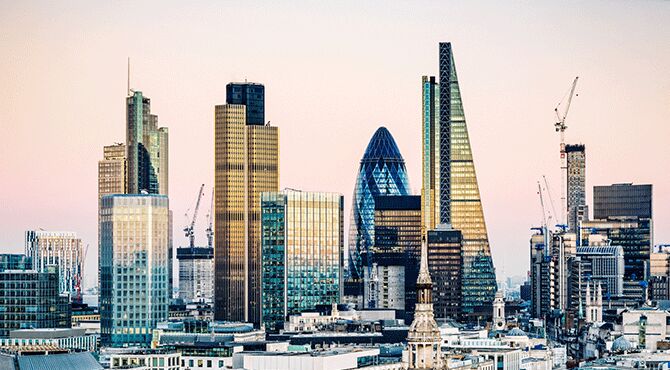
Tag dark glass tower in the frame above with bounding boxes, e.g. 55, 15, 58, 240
348, 127, 411, 283
593, 183, 652, 220
226, 83, 265, 125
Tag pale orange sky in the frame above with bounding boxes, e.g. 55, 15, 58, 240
1, 1, 669, 288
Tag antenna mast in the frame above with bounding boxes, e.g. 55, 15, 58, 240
127, 57, 131, 96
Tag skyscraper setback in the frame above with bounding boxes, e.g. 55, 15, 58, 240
214, 82, 278, 325
126, 91, 169, 195
421, 42, 497, 314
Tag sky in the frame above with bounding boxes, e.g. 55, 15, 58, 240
1, 1, 668, 289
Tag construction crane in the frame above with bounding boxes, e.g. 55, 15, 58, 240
184, 184, 205, 248
554, 76, 579, 225
205, 188, 214, 248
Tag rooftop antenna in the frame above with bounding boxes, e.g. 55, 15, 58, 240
127, 57, 131, 96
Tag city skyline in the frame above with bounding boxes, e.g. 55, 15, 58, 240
1, 1, 669, 288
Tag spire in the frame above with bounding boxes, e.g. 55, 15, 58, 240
417, 235, 432, 286
127, 57, 130, 97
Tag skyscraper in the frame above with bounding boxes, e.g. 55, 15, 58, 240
427, 227, 463, 320
566, 144, 587, 233
421, 42, 496, 314
99, 194, 170, 347
366, 195, 421, 317
260, 190, 343, 332
593, 183, 652, 220
214, 82, 278, 325
98, 143, 127, 199
348, 127, 411, 285
177, 247, 214, 303
226, 83, 265, 125
126, 91, 169, 195
25, 230, 83, 299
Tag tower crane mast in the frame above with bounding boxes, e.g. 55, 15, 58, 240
184, 184, 205, 248
554, 77, 579, 226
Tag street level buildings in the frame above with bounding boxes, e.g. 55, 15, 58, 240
421, 42, 496, 315
214, 82, 278, 325
99, 194, 170, 347
25, 230, 83, 299
260, 190, 343, 332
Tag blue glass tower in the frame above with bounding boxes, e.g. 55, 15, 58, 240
348, 127, 411, 282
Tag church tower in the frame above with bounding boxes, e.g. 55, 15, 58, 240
407, 236, 442, 369
492, 291, 506, 330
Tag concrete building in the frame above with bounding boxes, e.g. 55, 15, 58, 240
177, 247, 214, 303
621, 307, 670, 351
565, 144, 588, 234
232, 348, 403, 370
214, 82, 278, 325
99, 194, 170, 347
24, 230, 83, 300
260, 190, 343, 332
102, 348, 181, 370
0, 349, 102, 370
0, 328, 98, 353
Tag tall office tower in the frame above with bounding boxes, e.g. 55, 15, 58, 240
593, 183, 652, 220
226, 83, 265, 125
0, 254, 70, 337
427, 226, 463, 320
25, 231, 83, 299
126, 91, 169, 195
99, 194, 170, 347
348, 127, 411, 287
581, 218, 652, 282
566, 144, 588, 233
406, 237, 442, 370
421, 42, 496, 314
98, 143, 127, 199
260, 190, 343, 332
365, 195, 421, 317
214, 82, 278, 325
177, 247, 214, 303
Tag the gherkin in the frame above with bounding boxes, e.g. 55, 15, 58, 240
348, 127, 411, 281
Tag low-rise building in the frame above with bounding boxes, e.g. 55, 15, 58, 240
232, 347, 404, 370
0, 328, 98, 353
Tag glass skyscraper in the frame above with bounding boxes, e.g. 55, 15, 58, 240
348, 127, 411, 283
593, 183, 652, 220
99, 194, 170, 347
421, 42, 497, 315
260, 190, 343, 332
126, 91, 169, 195
226, 83, 265, 125
24, 230, 83, 299
214, 82, 279, 325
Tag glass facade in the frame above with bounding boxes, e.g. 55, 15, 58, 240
427, 228, 463, 320
0, 255, 71, 337
226, 83, 265, 125
261, 190, 343, 332
99, 194, 170, 347
176, 247, 214, 303
214, 88, 279, 325
421, 42, 497, 315
593, 183, 652, 220
99, 143, 127, 200
126, 91, 168, 195
368, 195, 421, 317
348, 127, 411, 283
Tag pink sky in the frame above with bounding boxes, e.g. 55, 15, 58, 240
1, 1, 668, 288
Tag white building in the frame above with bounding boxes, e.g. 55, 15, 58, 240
0, 328, 98, 353
621, 307, 670, 351
232, 348, 403, 370
177, 247, 214, 303
102, 348, 181, 370
25, 230, 83, 298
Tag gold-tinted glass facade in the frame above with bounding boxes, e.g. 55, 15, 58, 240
98, 143, 127, 200
421, 42, 496, 314
214, 103, 279, 324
